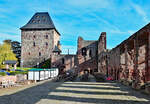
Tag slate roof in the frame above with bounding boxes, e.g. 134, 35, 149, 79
4, 60, 17, 65
53, 46, 61, 53
20, 12, 56, 30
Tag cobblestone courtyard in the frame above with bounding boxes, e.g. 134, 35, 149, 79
0, 79, 150, 104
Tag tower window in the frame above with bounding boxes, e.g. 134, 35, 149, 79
32, 20, 36, 23
45, 35, 48, 39
39, 52, 41, 56
33, 42, 36, 47
46, 42, 48, 46
37, 20, 40, 23
36, 16, 40, 18
52, 31, 54, 34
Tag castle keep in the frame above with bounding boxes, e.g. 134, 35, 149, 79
20, 12, 61, 67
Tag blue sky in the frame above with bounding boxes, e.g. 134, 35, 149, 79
0, 0, 150, 54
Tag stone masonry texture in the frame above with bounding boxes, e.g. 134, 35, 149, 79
21, 29, 60, 67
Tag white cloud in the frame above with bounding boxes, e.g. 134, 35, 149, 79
109, 30, 126, 34
109, 29, 136, 35
131, 3, 149, 23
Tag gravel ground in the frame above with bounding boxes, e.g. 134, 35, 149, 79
0, 77, 150, 104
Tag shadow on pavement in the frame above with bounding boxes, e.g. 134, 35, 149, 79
45, 94, 149, 104
0, 80, 149, 104
0, 80, 63, 104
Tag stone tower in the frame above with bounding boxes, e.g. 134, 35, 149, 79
20, 12, 61, 67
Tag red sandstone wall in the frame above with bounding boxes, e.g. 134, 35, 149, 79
77, 36, 98, 74
98, 32, 107, 74
51, 54, 77, 74
98, 32, 106, 54
98, 24, 150, 88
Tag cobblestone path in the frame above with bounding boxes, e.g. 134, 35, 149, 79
0, 80, 150, 104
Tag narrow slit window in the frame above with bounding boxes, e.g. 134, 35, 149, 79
46, 42, 48, 46
33, 42, 35, 46
89, 50, 92, 57
45, 35, 48, 39
39, 52, 41, 56
62, 58, 65, 64
82, 48, 87, 56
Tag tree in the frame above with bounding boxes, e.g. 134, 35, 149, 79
3, 39, 12, 44
0, 42, 17, 68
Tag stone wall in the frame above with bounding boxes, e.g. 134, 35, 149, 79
98, 23, 150, 90
51, 54, 77, 74
0, 74, 27, 83
77, 36, 98, 74
21, 29, 60, 67
98, 32, 107, 74
98, 32, 106, 54
53, 30, 60, 48
0, 75, 17, 83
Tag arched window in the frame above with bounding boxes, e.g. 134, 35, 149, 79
89, 50, 92, 57
62, 58, 65, 64
82, 47, 87, 56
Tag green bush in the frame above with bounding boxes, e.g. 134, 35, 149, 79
0, 72, 6, 76
94, 73, 106, 82
41, 59, 51, 68
16, 67, 32, 71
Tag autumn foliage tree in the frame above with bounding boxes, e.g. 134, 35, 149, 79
0, 41, 17, 68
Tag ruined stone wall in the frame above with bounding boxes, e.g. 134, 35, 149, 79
98, 24, 150, 89
98, 51, 108, 74
77, 36, 98, 74
107, 48, 120, 80
98, 32, 107, 74
51, 54, 64, 68
63, 55, 77, 72
98, 32, 106, 54
51, 54, 77, 74
21, 29, 57, 67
